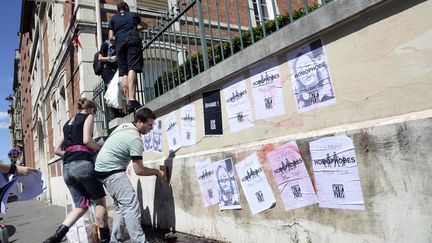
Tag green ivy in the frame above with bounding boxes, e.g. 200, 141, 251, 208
153, 3, 321, 97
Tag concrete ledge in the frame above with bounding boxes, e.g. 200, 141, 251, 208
145, 0, 389, 113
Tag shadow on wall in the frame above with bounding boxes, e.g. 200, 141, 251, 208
154, 151, 176, 231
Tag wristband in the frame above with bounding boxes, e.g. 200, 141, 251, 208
8, 164, 17, 175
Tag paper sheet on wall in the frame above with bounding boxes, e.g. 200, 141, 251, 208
267, 141, 317, 210
309, 135, 365, 210
213, 158, 241, 210
203, 90, 223, 135
235, 152, 275, 214
287, 39, 336, 112
223, 76, 254, 132
152, 119, 163, 153
142, 132, 154, 152
180, 104, 197, 146
195, 157, 220, 207
250, 59, 285, 119
164, 112, 182, 152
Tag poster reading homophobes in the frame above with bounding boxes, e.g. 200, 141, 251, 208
235, 152, 276, 214
180, 104, 197, 146
202, 90, 223, 135
250, 58, 285, 120
223, 76, 254, 132
267, 141, 318, 210
164, 112, 182, 152
213, 158, 241, 210
195, 157, 220, 207
309, 135, 365, 210
287, 38, 336, 112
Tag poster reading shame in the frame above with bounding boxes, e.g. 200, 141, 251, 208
202, 90, 223, 135
235, 152, 276, 214
250, 58, 285, 120
309, 135, 365, 210
213, 158, 241, 210
180, 104, 197, 146
287, 38, 336, 112
223, 76, 254, 133
195, 157, 220, 207
164, 112, 182, 152
267, 141, 318, 210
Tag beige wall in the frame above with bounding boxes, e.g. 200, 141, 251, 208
133, 1, 432, 242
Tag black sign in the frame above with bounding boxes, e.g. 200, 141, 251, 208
203, 90, 223, 135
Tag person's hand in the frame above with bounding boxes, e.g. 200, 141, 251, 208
109, 56, 117, 62
15, 165, 35, 176
157, 169, 165, 179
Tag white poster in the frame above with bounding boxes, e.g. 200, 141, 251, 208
213, 158, 241, 210
309, 135, 365, 210
223, 76, 254, 132
164, 112, 182, 152
152, 119, 163, 153
267, 141, 317, 210
180, 104, 197, 146
142, 119, 162, 153
235, 152, 276, 214
142, 132, 153, 152
195, 157, 220, 207
287, 38, 336, 112
250, 59, 285, 120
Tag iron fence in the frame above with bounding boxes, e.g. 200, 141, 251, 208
92, 81, 109, 135
139, 0, 333, 103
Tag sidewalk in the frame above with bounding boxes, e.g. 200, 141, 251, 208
0, 200, 224, 243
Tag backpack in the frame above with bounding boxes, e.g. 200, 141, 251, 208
93, 51, 102, 75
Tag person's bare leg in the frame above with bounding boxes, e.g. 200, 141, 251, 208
62, 207, 88, 227
94, 198, 108, 228
127, 69, 137, 101
122, 75, 129, 104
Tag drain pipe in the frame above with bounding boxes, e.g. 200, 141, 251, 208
95, 0, 102, 47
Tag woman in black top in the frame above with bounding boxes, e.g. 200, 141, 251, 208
44, 98, 110, 243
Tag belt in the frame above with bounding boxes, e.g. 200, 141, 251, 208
64, 145, 94, 154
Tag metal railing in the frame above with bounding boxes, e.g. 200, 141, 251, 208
92, 81, 109, 135
139, 0, 333, 102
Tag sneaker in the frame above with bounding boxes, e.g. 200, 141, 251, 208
127, 100, 142, 114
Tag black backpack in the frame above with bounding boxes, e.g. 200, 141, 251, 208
93, 51, 102, 75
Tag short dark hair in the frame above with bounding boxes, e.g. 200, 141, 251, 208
117, 2, 130, 12
134, 107, 156, 123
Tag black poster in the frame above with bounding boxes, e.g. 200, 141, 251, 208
202, 89, 223, 135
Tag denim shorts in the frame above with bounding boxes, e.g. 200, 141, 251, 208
63, 160, 106, 208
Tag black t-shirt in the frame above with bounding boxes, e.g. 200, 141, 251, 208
108, 11, 141, 41
99, 41, 118, 70
62, 113, 94, 163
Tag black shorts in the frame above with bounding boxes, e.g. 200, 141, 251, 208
116, 36, 143, 76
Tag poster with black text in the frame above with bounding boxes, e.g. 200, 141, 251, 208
195, 157, 220, 207
180, 104, 197, 146
287, 38, 336, 112
309, 135, 365, 210
235, 152, 276, 214
214, 158, 241, 210
203, 90, 223, 135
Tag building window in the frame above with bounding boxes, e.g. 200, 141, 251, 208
252, 0, 269, 25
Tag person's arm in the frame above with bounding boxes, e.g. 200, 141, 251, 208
54, 133, 65, 158
83, 114, 102, 151
132, 159, 164, 177
98, 42, 116, 62
0, 164, 35, 176
135, 14, 146, 31
98, 54, 116, 63
108, 29, 115, 42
